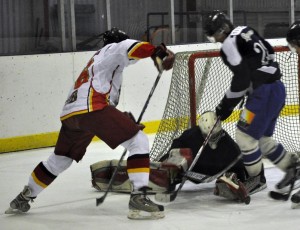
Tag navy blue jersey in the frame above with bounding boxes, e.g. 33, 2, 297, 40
220, 26, 282, 108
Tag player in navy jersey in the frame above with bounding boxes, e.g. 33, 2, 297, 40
203, 10, 299, 196
5, 28, 175, 219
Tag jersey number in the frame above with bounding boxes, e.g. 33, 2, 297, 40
253, 41, 270, 65
74, 50, 100, 89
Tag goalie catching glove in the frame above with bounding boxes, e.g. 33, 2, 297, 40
214, 172, 250, 204
151, 43, 175, 72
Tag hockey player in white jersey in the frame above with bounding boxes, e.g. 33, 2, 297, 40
5, 27, 175, 219
203, 10, 299, 196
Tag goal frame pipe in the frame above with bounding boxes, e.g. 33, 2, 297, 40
187, 46, 297, 127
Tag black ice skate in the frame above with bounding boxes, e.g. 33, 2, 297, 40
291, 190, 300, 209
244, 166, 267, 195
5, 186, 35, 214
276, 154, 300, 193
128, 186, 164, 220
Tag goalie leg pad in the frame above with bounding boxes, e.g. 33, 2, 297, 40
90, 160, 112, 191
90, 159, 132, 192
214, 172, 250, 204
91, 160, 174, 193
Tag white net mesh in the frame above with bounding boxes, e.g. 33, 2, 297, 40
150, 47, 300, 161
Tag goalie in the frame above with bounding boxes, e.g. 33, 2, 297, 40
91, 111, 249, 203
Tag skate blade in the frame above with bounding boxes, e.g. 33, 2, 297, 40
291, 201, 300, 209
4, 207, 23, 214
127, 210, 165, 220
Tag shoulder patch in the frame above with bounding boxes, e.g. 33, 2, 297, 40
241, 30, 254, 42
230, 26, 247, 36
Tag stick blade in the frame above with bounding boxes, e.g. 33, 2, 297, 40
96, 196, 106, 206
269, 191, 289, 201
155, 192, 177, 203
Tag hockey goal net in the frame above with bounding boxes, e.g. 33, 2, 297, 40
150, 46, 300, 161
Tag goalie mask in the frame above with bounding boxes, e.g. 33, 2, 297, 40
286, 21, 300, 53
103, 27, 129, 46
203, 10, 234, 43
198, 111, 223, 149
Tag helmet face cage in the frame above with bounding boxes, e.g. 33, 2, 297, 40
103, 27, 129, 46
204, 10, 233, 37
198, 111, 222, 149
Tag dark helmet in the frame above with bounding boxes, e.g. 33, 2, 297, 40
203, 10, 234, 37
103, 27, 129, 46
286, 21, 300, 46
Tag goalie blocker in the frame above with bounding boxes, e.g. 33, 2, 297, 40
91, 148, 249, 203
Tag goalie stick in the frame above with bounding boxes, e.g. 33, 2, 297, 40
96, 71, 163, 206
185, 154, 243, 183
155, 116, 221, 203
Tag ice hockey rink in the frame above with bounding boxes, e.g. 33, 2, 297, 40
1, 134, 300, 230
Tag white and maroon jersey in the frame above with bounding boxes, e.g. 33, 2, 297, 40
60, 39, 156, 120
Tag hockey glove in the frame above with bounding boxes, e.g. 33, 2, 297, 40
216, 96, 241, 121
216, 102, 233, 121
123, 111, 145, 130
151, 43, 175, 72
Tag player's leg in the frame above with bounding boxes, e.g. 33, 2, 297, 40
6, 116, 94, 214
235, 128, 266, 195
121, 131, 164, 219
236, 82, 287, 195
87, 106, 164, 219
259, 136, 300, 192
258, 81, 300, 191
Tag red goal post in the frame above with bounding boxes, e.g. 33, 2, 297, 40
150, 46, 300, 162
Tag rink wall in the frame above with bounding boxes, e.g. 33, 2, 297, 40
0, 39, 287, 153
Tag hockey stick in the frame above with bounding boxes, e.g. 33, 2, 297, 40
155, 116, 221, 203
269, 179, 295, 201
96, 71, 163, 206
269, 163, 300, 201
184, 153, 243, 183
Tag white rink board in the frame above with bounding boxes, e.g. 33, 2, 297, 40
0, 39, 287, 138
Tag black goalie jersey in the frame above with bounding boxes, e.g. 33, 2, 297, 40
168, 126, 246, 182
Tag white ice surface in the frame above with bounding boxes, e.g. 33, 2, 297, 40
1, 134, 300, 230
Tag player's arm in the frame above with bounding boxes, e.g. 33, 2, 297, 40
217, 37, 251, 120
127, 41, 175, 72
216, 66, 249, 121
